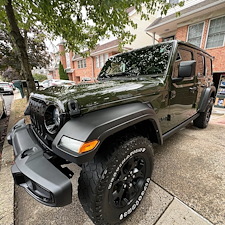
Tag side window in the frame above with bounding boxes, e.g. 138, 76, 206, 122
205, 57, 212, 76
196, 53, 205, 77
173, 48, 193, 78
179, 49, 192, 61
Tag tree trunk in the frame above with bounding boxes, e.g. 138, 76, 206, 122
5, 0, 36, 96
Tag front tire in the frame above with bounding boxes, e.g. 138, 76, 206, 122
78, 136, 154, 225
193, 97, 214, 128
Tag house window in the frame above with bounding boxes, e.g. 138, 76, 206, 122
78, 59, 86, 68
66, 52, 71, 68
187, 22, 204, 47
169, 0, 179, 4
100, 54, 104, 67
96, 53, 109, 68
206, 16, 225, 48
96, 56, 100, 68
163, 36, 174, 42
104, 53, 109, 62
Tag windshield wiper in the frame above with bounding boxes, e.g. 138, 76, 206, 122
103, 71, 138, 78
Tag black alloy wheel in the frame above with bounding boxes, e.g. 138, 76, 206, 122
193, 97, 214, 128
109, 155, 147, 209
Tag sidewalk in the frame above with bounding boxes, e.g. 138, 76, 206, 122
0, 93, 222, 224
0, 90, 23, 225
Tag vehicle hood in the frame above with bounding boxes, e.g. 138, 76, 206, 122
34, 78, 165, 113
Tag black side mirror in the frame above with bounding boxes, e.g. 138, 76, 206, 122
178, 60, 196, 78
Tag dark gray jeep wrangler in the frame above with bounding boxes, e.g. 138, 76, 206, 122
8, 40, 216, 224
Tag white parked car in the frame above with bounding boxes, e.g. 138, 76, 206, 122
51, 79, 75, 87
0, 82, 14, 95
39, 79, 75, 89
39, 80, 53, 89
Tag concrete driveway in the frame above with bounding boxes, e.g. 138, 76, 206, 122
13, 114, 225, 225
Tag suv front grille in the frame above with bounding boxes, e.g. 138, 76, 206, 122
30, 97, 47, 136
29, 97, 54, 147
29, 96, 68, 148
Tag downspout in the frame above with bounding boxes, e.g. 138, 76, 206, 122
146, 32, 159, 44
91, 56, 95, 80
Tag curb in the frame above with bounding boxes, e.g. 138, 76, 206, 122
0, 91, 23, 225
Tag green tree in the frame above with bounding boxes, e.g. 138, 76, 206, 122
33, 73, 47, 82
0, 0, 183, 95
0, 28, 50, 81
59, 61, 68, 80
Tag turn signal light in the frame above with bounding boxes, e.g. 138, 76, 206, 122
79, 140, 99, 153
59, 136, 99, 154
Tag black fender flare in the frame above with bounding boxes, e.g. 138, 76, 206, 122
198, 86, 216, 112
52, 103, 162, 164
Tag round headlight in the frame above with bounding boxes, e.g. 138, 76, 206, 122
44, 105, 61, 134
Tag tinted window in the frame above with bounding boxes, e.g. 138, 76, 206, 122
205, 57, 212, 76
173, 48, 193, 77
179, 49, 193, 61
196, 53, 205, 77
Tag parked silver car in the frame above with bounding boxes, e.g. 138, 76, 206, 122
0, 94, 7, 119
0, 82, 14, 95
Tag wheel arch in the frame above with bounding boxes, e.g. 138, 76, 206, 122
52, 103, 162, 164
198, 86, 216, 112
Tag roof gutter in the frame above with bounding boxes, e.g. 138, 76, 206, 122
146, 0, 225, 31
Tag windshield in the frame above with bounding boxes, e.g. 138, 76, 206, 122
98, 42, 173, 79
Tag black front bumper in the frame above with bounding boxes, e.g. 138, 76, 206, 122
8, 119, 72, 207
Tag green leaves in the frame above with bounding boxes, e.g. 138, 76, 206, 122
0, 0, 175, 54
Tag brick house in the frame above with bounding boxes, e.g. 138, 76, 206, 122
71, 39, 122, 83
53, 6, 158, 83
146, 0, 225, 89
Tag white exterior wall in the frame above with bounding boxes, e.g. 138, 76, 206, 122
166, 0, 205, 16
125, 8, 159, 49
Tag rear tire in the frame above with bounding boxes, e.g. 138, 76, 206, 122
193, 97, 214, 128
78, 136, 154, 225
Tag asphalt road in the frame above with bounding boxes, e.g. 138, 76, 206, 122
0, 94, 13, 155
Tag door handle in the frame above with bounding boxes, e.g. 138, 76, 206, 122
189, 87, 197, 92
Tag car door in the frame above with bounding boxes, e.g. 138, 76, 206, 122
168, 45, 198, 128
